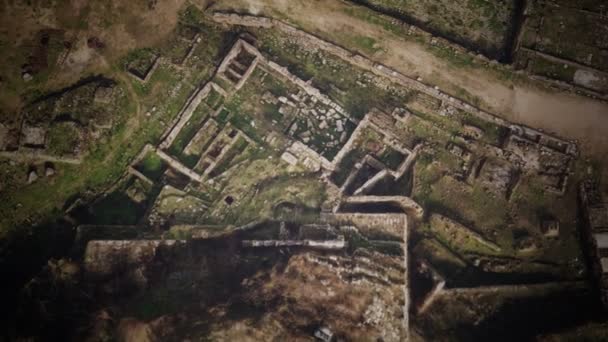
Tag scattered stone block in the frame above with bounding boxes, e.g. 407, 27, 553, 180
22, 72, 33, 82
541, 219, 560, 238
94, 86, 114, 104
45, 163, 55, 177
336, 120, 344, 132
281, 151, 298, 165
21, 125, 47, 147
27, 169, 38, 184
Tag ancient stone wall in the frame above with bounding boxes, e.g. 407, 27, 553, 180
0, 150, 82, 164
155, 148, 203, 182
212, 13, 505, 124
242, 239, 346, 249
84, 240, 183, 276
160, 82, 215, 149
343, 195, 424, 220
211, 13, 579, 150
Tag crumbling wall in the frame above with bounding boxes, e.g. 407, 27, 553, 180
211, 13, 513, 129
160, 82, 217, 149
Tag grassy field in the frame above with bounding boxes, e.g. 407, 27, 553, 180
528, 55, 576, 83
204, 153, 324, 226
0, 6, 233, 234
348, 0, 517, 59
46, 123, 81, 156
223, 174, 326, 225
135, 151, 168, 181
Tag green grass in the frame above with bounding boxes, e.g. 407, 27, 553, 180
348, 35, 383, 54
128, 287, 183, 321
261, 103, 283, 123
413, 238, 468, 276
214, 173, 326, 226
344, 228, 402, 255
529, 56, 576, 83
378, 146, 405, 170
411, 154, 441, 205
179, 4, 206, 27
229, 111, 261, 144
168, 105, 210, 158
205, 88, 224, 109
429, 221, 500, 258
347, 0, 513, 56
433, 176, 509, 231
428, 45, 474, 68
160, 32, 192, 64
46, 123, 80, 155
222, 90, 263, 144
124, 48, 158, 76
0, 15, 232, 233
213, 77, 233, 92
342, 6, 408, 37
209, 137, 249, 177
407, 114, 452, 144
130, 64, 180, 98
136, 152, 167, 181
216, 108, 230, 123
87, 191, 145, 225
370, 241, 403, 256
264, 73, 291, 96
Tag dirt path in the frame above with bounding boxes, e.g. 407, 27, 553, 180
217, 0, 608, 163
114, 71, 142, 118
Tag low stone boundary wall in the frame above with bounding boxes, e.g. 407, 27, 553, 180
0, 150, 82, 164
155, 148, 203, 182
343, 195, 424, 220
160, 82, 216, 149
84, 239, 185, 276
242, 239, 346, 249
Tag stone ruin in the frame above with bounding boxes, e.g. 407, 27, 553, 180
93, 85, 114, 104
473, 157, 520, 199
242, 222, 346, 248
55, 20, 595, 340
269, 88, 354, 158
217, 40, 258, 90
540, 217, 559, 238
127, 52, 160, 83
328, 108, 418, 196
83, 240, 184, 294
20, 124, 47, 148
503, 125, 576, 194
125, 24, 203, 83
579, 179, 608, 310
515, 1, 608, 97
78, 196, 411, 341
0, 79, 120, 169
411, 259, 446, 314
